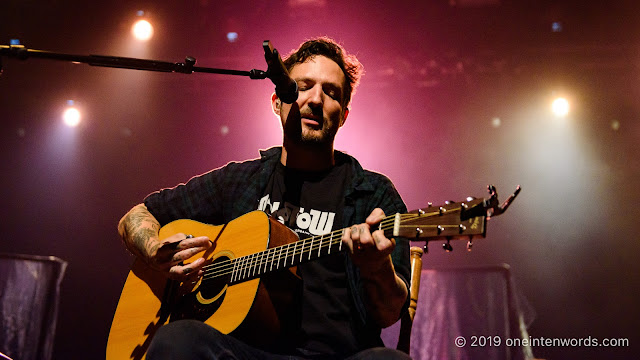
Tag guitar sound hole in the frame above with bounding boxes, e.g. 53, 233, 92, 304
198, 255, 232, 300
170, 255, 231, 322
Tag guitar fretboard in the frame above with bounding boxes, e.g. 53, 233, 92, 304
200, 198, 490, 286
202, 229, 346, 285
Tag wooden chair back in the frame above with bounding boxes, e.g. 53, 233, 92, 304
396, 246, 424, 354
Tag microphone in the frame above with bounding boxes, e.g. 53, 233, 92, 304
263, 40, 298, 104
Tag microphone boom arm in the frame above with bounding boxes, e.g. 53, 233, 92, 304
0, 44, 268, 79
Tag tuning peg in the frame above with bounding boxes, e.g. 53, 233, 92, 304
445, 200, 456, 204
443, 240, 453, 252
486, 185, 521, 218
459, 202, 469, 219
467, 239, 473, 251
423, 243, 429, 254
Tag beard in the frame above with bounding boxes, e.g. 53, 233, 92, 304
283, 106, 338, 147
299, 124, 336, 145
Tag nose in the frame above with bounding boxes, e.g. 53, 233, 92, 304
306, 84, 324, 109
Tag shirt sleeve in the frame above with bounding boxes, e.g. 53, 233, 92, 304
143, 168, 225, 226
143, 156, 268, 226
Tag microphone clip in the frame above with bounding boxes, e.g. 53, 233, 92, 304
263, 40, 298, 104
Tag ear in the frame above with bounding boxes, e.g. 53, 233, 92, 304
339, 107, 350, 127
271, 92, 281, 116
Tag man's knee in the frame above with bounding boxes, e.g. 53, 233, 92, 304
147, 320, 224, 359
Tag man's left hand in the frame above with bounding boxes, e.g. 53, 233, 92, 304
342, 208, 395, 272
342, 208, 408, 327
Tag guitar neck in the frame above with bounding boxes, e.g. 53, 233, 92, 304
218, 197, 491, 285
228, 230, 346, 285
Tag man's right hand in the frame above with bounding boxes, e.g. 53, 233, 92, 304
149, 233, 212, 280
118, 203, 212, 281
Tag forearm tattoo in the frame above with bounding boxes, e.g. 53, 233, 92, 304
121, 206, 160, 258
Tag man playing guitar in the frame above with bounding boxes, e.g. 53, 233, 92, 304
116, 37, 411, 360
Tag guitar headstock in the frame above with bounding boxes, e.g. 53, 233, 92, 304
390, 198, 487, 241
387, 185, 521, 251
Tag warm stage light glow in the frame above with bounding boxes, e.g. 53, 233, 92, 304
63, 107, 81, 127
611, 120, 620, 131
132, 20, 154, 41
551, 97, 570, 117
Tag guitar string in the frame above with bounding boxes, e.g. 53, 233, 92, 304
197, 213, 413, 282
199, 222, 463, 282
199, 212, 396, 271
199, 210, 467, 282
198, 211, 421, 277
198, 208, 467, 281
198, 208, 466, 282
201, 208, 449, 272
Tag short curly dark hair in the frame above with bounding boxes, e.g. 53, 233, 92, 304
283, 37, 363, 107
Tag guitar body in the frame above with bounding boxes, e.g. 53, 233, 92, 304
106, 211, 301, 360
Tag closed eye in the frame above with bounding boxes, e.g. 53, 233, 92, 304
297, 80, 312, 92
296, 79, 342, 101
323, 85, 341, 100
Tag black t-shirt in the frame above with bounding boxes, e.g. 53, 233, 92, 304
258, 160, 359, 358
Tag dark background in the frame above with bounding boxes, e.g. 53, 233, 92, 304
1, 0, 638, 358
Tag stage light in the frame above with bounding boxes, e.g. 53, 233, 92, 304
10, 39, 20, 45
491, 117, 501, 128
227, 32, 239, 43
62, 101, 81, 127
551, 97, 570, 117
132, 19, 153, 41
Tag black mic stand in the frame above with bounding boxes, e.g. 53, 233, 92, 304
0, 43, 270, 79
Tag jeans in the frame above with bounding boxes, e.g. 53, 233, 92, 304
147, 320, 412, 360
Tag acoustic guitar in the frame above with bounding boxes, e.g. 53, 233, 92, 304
106, 186, 519, 359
